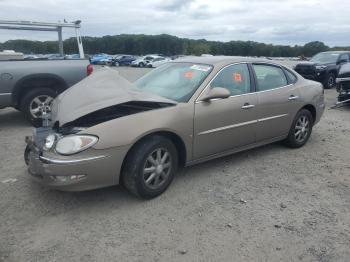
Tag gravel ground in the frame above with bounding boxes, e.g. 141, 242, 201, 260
0, 67, 350, 262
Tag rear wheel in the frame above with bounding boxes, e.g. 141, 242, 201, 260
284, 109, 313, 148
139, 62, 145, 67
323, 73, 336, 89
20, 88, 57, 125
122, 136, 178, 199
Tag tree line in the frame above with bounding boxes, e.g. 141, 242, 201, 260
1, 34, 349, 57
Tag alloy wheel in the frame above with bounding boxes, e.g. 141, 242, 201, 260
328, 75, 335, 88
29, 95, 53, 118
294, 115, 310, 143
143, 148, 172, 190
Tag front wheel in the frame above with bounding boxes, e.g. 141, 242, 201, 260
122, 136, 178, 199
323, 73, 336, 89
284, 109, 313, 148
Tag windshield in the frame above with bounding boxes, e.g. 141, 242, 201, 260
310, 53, 339, 63
135, 62, 212, 102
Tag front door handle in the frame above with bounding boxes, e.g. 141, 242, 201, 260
288, 95, 299, 101
241, 103, 255, 109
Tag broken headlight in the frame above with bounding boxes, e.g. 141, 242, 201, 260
43, 134, 57, 151
55, 135, 98, 155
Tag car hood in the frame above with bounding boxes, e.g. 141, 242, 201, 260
338, 63, 350, 78
296, 61, 334, 67
51, 67, 177, 126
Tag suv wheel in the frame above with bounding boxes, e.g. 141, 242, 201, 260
20, 88, 57, 125
324, 73, 336, 89
122, 136, 178, 199
284, 109, 313, 148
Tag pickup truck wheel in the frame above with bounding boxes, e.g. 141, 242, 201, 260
122, 136, 178, 199
324, 73, 336, 89
21, 88, 57, 125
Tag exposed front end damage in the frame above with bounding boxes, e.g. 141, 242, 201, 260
60, 101, 175, 129
24, 68, 177, 191
334, 64, 350, 108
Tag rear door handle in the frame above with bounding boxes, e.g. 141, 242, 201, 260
241, 103, 255, 109
288, 95, 299, 101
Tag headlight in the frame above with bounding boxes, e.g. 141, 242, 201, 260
315, 65, 327, 70
55, 135, 98, 155
44, 134, 56, 150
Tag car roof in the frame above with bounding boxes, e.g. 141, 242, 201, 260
175, 56, 273, 66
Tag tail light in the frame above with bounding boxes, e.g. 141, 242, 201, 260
87, 64, 93, 76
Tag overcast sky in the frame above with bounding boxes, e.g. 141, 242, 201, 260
0, 0, 349, 46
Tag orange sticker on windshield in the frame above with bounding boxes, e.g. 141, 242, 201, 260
184, 71, 193, 78
234, 73, 242, 82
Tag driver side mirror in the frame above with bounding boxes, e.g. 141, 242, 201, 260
200, 87, 231, 102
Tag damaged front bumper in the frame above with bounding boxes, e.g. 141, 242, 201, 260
25, 133, 129, 191
333, 78, 350, 108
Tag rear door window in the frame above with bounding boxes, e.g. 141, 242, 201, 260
252, 64, 288, 91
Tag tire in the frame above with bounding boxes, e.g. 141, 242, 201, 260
284, 109, 313, 148
139, 62, 145, 67
323, 73, 336, 89
122, 135, 178, 199
20, 88, 57, 126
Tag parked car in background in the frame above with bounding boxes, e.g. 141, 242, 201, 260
171, 55, 186, 60
335, 62, 350, 106
25, 57, 324, 198
0, 50, 24, 60
147, 57, 171, 68
112, 55, 137, 66
294, 51, 350, 89
131, 55, 159, 67
23, 54, 42, 60
0, 59, 93, 124
65, 54, 81, 60
47, 54, 65, 60
90, 53, 113, 65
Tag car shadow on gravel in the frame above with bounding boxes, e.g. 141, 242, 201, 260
24, 141, 285, 211
24, 181, 143, 213
0, 108, 30, 128
178, 142, 284, 178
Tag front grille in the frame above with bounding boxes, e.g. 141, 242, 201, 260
340, 82, 350, 91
